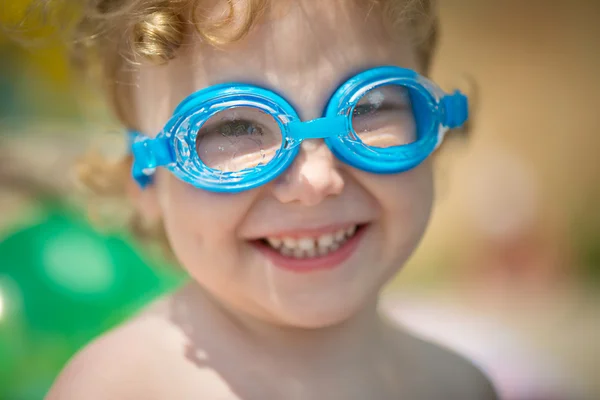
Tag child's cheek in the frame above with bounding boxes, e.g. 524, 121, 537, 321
157, 173, 256, 238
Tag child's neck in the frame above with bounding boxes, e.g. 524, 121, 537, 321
174, 284, 398, 365
171, 282, 401, 397
179, 281, 387, 357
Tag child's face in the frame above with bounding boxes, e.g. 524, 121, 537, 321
133, 0, 434, 327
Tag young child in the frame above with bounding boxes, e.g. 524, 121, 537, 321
46, 0, 497, 398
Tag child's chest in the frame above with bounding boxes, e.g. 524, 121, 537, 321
153, 359, 449, 400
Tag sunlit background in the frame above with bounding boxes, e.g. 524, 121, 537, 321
1, 1, 599, 399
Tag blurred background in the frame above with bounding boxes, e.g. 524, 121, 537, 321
0, 0, 599, 399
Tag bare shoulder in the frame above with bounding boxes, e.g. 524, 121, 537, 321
390, 326, 498, 400
46, 288, 241, 400
45, 295, 185, 400
420, 338, 498, 399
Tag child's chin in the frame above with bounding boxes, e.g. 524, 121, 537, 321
268, 296, 370, 330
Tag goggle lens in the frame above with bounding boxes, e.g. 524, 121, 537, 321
195, 106, 283, 172
351, 84, 418, 148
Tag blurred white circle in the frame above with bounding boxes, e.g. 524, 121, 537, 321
41, 231, 118, 298
0, 276, 22, 322
0, 288, 4, 320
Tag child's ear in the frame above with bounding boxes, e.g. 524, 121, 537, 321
127, 176, 162, 223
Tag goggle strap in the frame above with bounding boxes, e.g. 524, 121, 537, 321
129, 132, 174, 188
441, 91, 469, 129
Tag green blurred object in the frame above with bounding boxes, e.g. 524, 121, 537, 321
0, 205, 185, 400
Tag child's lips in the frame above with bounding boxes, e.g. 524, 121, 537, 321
250, 223, 369, 273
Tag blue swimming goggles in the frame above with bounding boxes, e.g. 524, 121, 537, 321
129, 66, 468, 193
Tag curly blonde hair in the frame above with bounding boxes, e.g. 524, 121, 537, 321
67, 0, 439, 253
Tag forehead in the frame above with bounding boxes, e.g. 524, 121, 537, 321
134, 0, 417, 131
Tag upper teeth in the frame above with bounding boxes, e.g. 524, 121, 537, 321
265, 225, 359, 258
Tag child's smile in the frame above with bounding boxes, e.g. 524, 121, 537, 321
251, 222, 370, 272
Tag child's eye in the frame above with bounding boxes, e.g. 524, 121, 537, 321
210, 119, 265, 138
353, 103, 380, 116
352, 86, 411, 118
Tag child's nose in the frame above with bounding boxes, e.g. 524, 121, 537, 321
272, 140, 344, 206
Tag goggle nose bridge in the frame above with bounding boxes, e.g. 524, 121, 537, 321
286, 115, 348, 142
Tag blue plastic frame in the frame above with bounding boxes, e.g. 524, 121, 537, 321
130, 66, 468, 192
